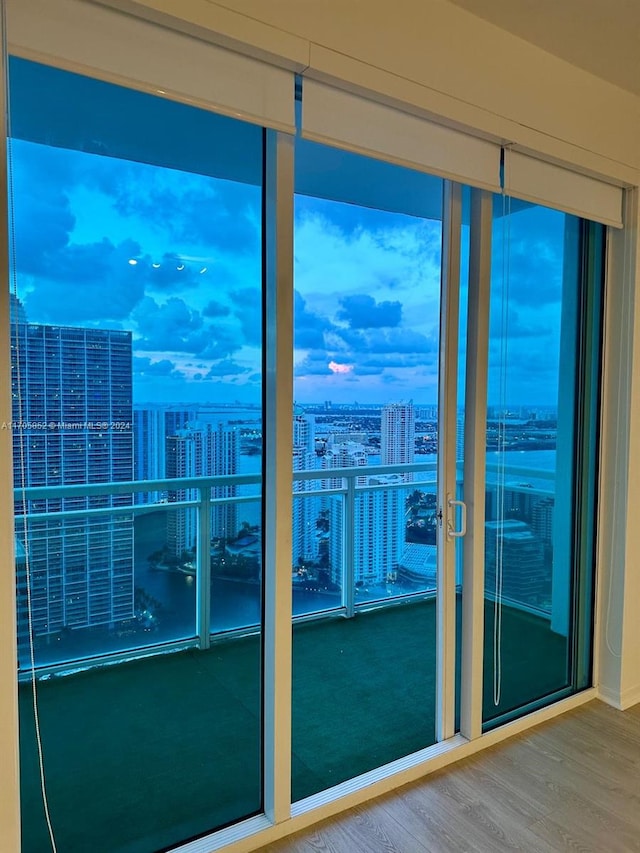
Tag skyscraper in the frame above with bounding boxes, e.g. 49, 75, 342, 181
11, 310, 134, 650
133, 404, 198, 503
292, 409, 318, 565
166, 428, 205, 557
381, 401, 416, 469
321, 439, 404, 588
165, 422, 239, 556
485, 519, 548, 607
133, 406, 165, 504
380, 401, 416, 577
207, 422, 239, 541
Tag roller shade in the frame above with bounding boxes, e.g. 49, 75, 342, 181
6, 0, 295, 133
301, 79, 502, 192
503, 149, 623, 229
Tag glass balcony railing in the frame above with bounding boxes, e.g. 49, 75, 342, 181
14, 460, 555, 673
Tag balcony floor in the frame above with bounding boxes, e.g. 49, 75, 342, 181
20, 599, 569, 853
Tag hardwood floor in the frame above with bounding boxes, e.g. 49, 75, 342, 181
260, 700, 640, 853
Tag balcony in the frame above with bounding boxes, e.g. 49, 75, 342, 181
15, 461, 556, 671
16, 463, 567, 853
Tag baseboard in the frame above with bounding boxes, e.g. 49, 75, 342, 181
598, 682, 640, 710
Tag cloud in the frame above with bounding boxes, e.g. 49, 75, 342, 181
294, 290, 327, 349
351, 364, 385, 376
360, 352, 438, 369
328, 360, 353, 374
229, 287, 261, 347
12, 189, 75, 275
132, 296, 204, 352
205, 358, 251, 378
337, 326, 439, 356
294, 351, 334, 377
22, 237, 147, 324
293, 202, 443, 400
133, 356, 183, 378
337, 294, 402, 329
203, 299, 231, 318
131, 297, 253, 360
489, 305, 555, 341
492, 205, 566, 307
198, 326, 246, 360
114, 172, 261, 255
295, 204, 442, 307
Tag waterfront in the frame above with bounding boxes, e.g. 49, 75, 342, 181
23, 445, 557, 669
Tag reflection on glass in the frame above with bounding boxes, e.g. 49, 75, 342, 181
12, 56, 264, 851
292, 491, 343, 617
354, 483, 438, 607
15, 508, 198, 667
483, 200, 580, 723
211, 493, 262, 632
292, 141, 443, 799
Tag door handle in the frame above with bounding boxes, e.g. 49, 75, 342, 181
447, 498, 467, 539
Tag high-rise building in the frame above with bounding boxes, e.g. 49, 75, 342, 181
207, 422, 239, 541
292, 410, 318, 565
11, 310, 134, 649
166, 428, 205, 556
322, 439, 368, 489
133, 406, 165, 504
532, 496, 555, 545
322, 440, 403, 588
381, 401, 416, 475
485, 519, 548, 607
133, 405, 198, 503
294, 409, 315, 451
165, 422, 239, 556
380, 401, 417, 579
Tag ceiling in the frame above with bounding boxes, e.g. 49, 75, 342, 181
446, 0, 640, 96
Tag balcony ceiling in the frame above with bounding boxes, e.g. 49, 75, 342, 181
446, 0, 640, 96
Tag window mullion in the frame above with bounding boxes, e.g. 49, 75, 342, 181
0, 0, 21, 845
460, 188, 491, 741
263, 128, 294, 825
436, 180, 462, 742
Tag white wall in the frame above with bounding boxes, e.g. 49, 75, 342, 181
598, 189, 640, 710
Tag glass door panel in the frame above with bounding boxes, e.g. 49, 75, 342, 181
11, 57, 264, 851
482, 197, 601, 725
291, 141, 446, 800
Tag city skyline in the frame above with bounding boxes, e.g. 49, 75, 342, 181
11, 300, 559, 656
7, 61, 567, 657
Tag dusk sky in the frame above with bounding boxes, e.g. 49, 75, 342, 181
10, 97, 569, 409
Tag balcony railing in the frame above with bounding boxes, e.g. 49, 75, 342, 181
14, 460, 555, 676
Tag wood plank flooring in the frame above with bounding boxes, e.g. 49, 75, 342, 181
260, 700, 640, 853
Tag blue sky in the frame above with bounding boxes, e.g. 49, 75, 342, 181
11, 133, 568, 408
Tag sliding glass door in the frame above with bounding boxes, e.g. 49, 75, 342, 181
6, 13, 606, 849
290, 140, 467, 800
12, 57, 265, 852
482, 197, 603, 726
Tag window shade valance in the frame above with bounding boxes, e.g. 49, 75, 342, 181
6, 0, 295, 133
6, 1, 626, 227
301, 78, 502, 192
502, 149, 623, 229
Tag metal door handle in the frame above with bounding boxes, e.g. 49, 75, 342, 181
447, 498, 467, 539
